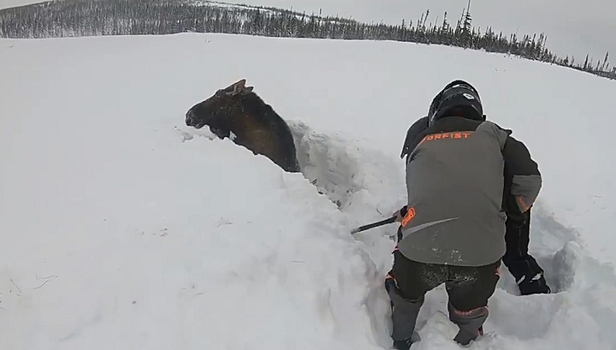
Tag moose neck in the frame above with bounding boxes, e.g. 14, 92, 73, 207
240, 93, 278, 123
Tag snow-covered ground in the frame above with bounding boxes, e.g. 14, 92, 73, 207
1, 33, 615, 350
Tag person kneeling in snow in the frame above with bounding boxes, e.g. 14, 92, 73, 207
386, 80, 543, 349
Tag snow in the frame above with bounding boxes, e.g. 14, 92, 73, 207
0, 0, 45, 10
1, 33, 616, 350
188, 0, 275, 12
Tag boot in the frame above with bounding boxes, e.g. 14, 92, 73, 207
385, 273, 423, 350
447, 302, 488, 345
517, 272, 551, 295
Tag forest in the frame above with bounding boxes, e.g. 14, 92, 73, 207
0, 0, 614, 81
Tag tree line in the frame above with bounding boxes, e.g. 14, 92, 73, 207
0, 0, 614, 81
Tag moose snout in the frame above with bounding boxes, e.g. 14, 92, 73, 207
185, 109, 197, 126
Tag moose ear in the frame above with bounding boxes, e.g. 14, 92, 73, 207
232, 79, 246, 92
222, 78, 245, 92
226, 79, 247, 96
241, 86, 254, 94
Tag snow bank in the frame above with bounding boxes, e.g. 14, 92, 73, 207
1, 33, 616, 349
0, 69, 386, 349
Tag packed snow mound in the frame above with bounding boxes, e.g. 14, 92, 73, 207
1, 33, 616, 350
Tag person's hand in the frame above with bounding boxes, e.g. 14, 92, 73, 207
393, 205, 408, 222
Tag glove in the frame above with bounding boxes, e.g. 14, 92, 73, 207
503, 193, 529, 225
393, 205, 408, 222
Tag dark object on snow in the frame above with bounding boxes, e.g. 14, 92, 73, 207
185, 79, 301, 173
350, 216, 396, 234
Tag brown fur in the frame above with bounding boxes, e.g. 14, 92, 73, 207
185, 79, 301, 173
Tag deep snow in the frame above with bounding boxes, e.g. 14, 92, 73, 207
1, 33, 616, 350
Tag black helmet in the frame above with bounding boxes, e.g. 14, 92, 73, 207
428, 80, 485, 127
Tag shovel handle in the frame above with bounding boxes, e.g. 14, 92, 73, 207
351, 216, 397, 234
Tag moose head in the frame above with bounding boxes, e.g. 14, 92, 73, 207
185, 79, 255, 138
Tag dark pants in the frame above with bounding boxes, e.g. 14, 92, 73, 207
386, 250, 500, 347
502, 207, 551, 294
390, 250, 500, 311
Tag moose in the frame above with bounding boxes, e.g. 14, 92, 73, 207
185, 79, 301, 173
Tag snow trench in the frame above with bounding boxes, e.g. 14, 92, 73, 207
179, 118, 616, 349
286, 120, 616, 349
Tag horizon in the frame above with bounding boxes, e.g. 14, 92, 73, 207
1, 0, 615, 67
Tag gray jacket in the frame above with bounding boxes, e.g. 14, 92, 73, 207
397, 116, 542, 267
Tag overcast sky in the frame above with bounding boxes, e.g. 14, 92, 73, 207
2, 0, 614, 66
